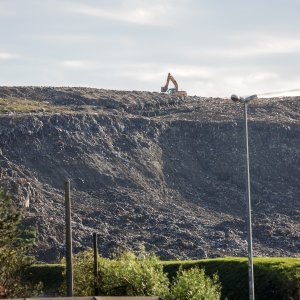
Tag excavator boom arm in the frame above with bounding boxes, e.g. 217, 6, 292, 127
161, 73, 179, 92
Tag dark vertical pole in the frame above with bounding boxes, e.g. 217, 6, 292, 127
93, 232, 99, 295
244, 103, 255, 300
65, 180, 73, 296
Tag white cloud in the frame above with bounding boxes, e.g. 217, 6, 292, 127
65, 1, 184, 26
0, 3, 13, 16
29, 33, 133, 46
60, 60, 96, 70
31, 34, 91, 43
185, 34, 300, 61
105, 63, 214, 83
225, 72, 279, 86
171, 67, 214, 79
216, 42, 300, 58
215, 36, 300, 58
0, 52, 21, 60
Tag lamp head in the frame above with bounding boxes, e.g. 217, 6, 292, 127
231, 94, 258, 103
231, 94, 241, 102
244, 94, 258, 103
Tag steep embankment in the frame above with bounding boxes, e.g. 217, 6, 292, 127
0, 87, 299, 262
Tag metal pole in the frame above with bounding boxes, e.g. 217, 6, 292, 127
93, 232, 99, 295
65, 180, 73, 296
244, 103, 255, 300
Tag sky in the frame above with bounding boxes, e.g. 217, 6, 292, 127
1, 0, 300, 97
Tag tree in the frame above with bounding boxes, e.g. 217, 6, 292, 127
0, 189, 41, 298
0, 189, 20, 248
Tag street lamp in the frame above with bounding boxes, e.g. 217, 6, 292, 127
231, 94, 258, 300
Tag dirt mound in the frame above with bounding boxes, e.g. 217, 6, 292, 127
0, 86, 299, 262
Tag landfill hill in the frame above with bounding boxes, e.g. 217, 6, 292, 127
0, 86, 299, 262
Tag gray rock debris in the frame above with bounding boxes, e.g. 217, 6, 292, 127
0, 86, 299, 262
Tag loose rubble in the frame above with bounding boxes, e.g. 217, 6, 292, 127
0, 86, 299, 262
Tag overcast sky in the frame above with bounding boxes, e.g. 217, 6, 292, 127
1, 0, 300, 97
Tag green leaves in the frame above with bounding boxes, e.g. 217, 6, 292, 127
65, 249, 170, 297
0, 188, 41, 298
97, 250, 169, 297
0, 189, 20, 248
168, 267, 221, 300
63, 249, 221, 298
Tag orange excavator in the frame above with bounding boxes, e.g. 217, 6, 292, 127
161, 73, 187, 97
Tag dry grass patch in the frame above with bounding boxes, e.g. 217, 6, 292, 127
0, 98, 70, 113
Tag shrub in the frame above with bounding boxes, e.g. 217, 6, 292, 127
97, 249, 169, 297
163, 257, 300, 299
60, 250, 94, 296
24, 264, 65, 296
168, 267, 221, 300
61, 249, 169, 297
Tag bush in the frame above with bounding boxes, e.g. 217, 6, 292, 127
26, 257, 300, 298
168, 267, 221, 300
24, 264, 64, 296
60, 250, 94, 296
64, 249, 222, 298
61, 249, 169, 297
163, 257, 300, 300
0, 248, 41, 298
97, 250, 169, 297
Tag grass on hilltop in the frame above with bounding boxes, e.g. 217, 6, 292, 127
0, 98, 68, 113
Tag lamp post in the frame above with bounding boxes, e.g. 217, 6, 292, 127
64, 180, 73, 296
231, 94, 257, 300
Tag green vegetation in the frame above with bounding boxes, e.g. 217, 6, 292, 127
95, 250, 170, 297
169, 267, 221, 300
163, 257, 300, 300
25, 256, 300, 299
24, 264, 64, 296
61, 249, 221, 299
61, 249, 170, 297
0, 97, 68, 113
0, 189, 41, 298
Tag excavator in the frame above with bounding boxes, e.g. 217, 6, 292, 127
161, 73, 187, 97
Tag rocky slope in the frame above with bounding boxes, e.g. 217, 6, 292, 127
0, 86, 299, 262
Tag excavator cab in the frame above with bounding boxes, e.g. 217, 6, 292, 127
167, 88, 177, 94
161, 73, 187, 97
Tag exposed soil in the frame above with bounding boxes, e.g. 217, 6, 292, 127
0, 86, 299, 262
